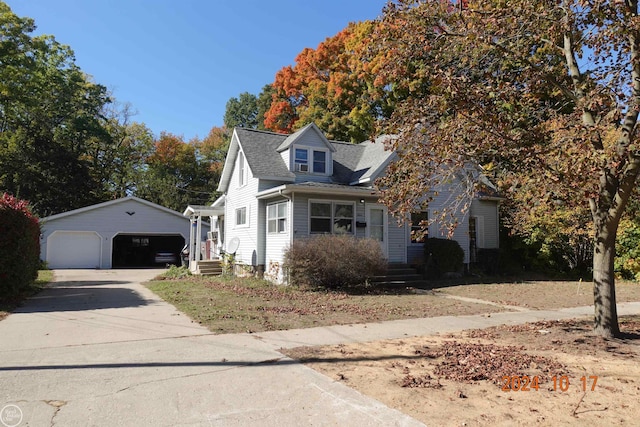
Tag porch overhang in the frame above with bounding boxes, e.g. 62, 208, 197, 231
183, 204, 223, 217
256, 183, 380, 200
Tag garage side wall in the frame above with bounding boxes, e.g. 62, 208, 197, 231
41, 199, 200, 269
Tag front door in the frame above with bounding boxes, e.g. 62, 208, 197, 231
366, 204, 388, 258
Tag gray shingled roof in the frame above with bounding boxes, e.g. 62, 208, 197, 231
228, 127, 394, 188
235, 128, 295, 180
331, 135, 395, 185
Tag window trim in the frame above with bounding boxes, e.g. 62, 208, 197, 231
235, 206, 248, 228
292, 147, 330, 175
294, 148, 308, 172
312, 150, 326, 174
267, 201, 288, 234
309, 200, 355, 235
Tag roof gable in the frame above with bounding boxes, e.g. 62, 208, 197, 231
217, 128, 295, 192
276, 123, 336, 153
41, 196, 187, 222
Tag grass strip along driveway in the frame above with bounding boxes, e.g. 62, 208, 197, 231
146, 275, 504, 334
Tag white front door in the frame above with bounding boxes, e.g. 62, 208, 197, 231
366, 204, 388, 258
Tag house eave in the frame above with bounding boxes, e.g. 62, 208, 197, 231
256, 184, 379, 200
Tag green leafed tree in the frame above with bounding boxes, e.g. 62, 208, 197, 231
0, 2, 112, 216
224, 92, 260, 129
374, 0, 640, 338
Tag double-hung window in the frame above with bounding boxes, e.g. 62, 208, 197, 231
268, 202, 287, 233
310, 201, 354, 234
313, 151, 326, 173
294, 148, 308, 172
294, 148, 328, 174
236, 207, 247, 226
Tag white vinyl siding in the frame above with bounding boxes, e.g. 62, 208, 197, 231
224, 160, 261, 265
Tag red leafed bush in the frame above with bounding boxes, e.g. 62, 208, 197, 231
0, 193, 40, 296
283, 234, 387, 289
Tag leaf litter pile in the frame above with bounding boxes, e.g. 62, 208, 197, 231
401, 341, 566, 388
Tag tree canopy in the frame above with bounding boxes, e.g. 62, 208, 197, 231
264, 21, 396, 142
372, 0, 640, 338
0, 2, 112, 216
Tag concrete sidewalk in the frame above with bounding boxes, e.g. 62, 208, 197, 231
1, 269, 639, 427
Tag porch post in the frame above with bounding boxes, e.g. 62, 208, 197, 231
190, 218, 197, 269
196, 215, 202, 262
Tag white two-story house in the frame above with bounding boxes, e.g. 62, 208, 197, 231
204, 123, 500, 282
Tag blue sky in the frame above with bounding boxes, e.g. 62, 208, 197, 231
8, 1, 388, 141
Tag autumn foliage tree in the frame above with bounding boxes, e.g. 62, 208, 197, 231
135, 132, 217, 211
265, 21, 394, 142
373, 0, 640, 338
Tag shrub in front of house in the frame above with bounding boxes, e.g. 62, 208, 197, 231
0, 193, 41, 297
283, 234, 387, 289
424, 237, 464, 278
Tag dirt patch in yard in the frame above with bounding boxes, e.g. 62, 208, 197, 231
283, 316, 640, 426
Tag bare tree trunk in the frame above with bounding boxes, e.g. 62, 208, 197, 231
592, 218, 620, 338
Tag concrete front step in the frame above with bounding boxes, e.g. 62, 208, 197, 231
196, 260, 223, 276
370, 263, 423, 286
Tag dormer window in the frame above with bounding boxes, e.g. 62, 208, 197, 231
294, 147, 329, 174
295, 149, 309, 172
313, 151, 326, 173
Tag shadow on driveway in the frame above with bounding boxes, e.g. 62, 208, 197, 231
14, 281, 150, 313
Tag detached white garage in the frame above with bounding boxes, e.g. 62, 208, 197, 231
41, 196, 208, 269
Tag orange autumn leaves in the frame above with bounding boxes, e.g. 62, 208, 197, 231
264, 21, 389, 142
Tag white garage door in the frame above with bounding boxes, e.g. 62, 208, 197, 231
47, 231, 102, 269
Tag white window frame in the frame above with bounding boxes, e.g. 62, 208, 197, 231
293, 147, 330, 175
294, 148, 308, 172
309, 200, 355, 235
235, 206, 248, 228
267, 201, 288, 234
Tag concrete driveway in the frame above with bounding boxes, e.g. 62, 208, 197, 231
0, 269, 423, 427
